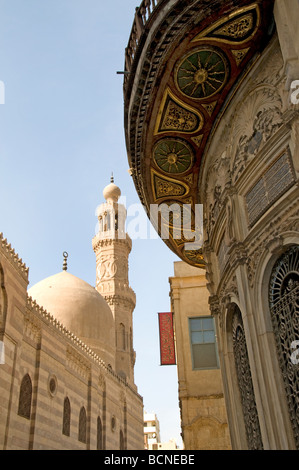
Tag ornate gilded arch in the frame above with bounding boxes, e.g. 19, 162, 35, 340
124, 0, 275, 267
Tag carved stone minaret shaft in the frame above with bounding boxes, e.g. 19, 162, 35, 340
92, 177, 136, 385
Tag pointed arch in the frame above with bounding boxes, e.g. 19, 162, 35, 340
78, 406, 87, 443
62, 397, 71, 436
18, 374, 32, 419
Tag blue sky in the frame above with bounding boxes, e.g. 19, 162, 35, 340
0, 1, 182, 447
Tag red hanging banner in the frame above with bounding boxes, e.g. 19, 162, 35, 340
158, 312, 176, 366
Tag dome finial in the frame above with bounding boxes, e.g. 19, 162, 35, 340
103, 175, 121, 202
62, 251, 68, 271
111, 172, 114, 183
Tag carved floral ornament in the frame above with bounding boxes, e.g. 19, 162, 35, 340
230, 85, 283, 183
97, 257, 118, 280
140, 1, 275, 268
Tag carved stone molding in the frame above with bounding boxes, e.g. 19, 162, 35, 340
24, 311, 41, 344
209, 295, 221, 317
204, 151, 232, 241
230, 85, 284, 184
246, 205, 299, 288
103, 293, 136, 311
66, 345, 91, 380
98, 373, 106, 390
97, 257, 118, 281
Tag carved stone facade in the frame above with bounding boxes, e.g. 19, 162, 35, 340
124, 0, 299, 450
201, 27, 299, 450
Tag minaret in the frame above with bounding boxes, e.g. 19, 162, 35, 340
92, 176, 136, 385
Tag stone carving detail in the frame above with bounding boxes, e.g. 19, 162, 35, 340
203, 41, 285, 245
66, 345, 91, 379
120, 390, 126, 405
98, 373, 106, 390
97, 257, 118, 280
24, 312, 41, 343
215, 276, 239, 330
246, 205, 299, 288
251, 44, 284, 87
231, 86, 283, 183
205, 151, 231, 240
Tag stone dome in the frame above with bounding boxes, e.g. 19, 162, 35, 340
28, 271, 116, 366
103, 176, 121, 203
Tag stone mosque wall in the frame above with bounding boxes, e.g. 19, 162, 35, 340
0, 233, 143, 450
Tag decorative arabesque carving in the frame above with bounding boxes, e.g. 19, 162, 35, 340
246, 206, 299, 288
97, 256, 118, 281
231, 86, 283, 183
232, 306, 263, 450
156, 93, 204, 134
98, 373, 106, 390
24, 313, 41, 344
205, 151, 231, 240
269, 246, 299, 449
215, 13, 254, 40
152, 172, 189, 200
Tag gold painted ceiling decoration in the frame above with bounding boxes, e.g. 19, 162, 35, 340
154, 88, 204, 134
153, 139, 194, 174
125, 1, 274, 268
175, 47, 229, 100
